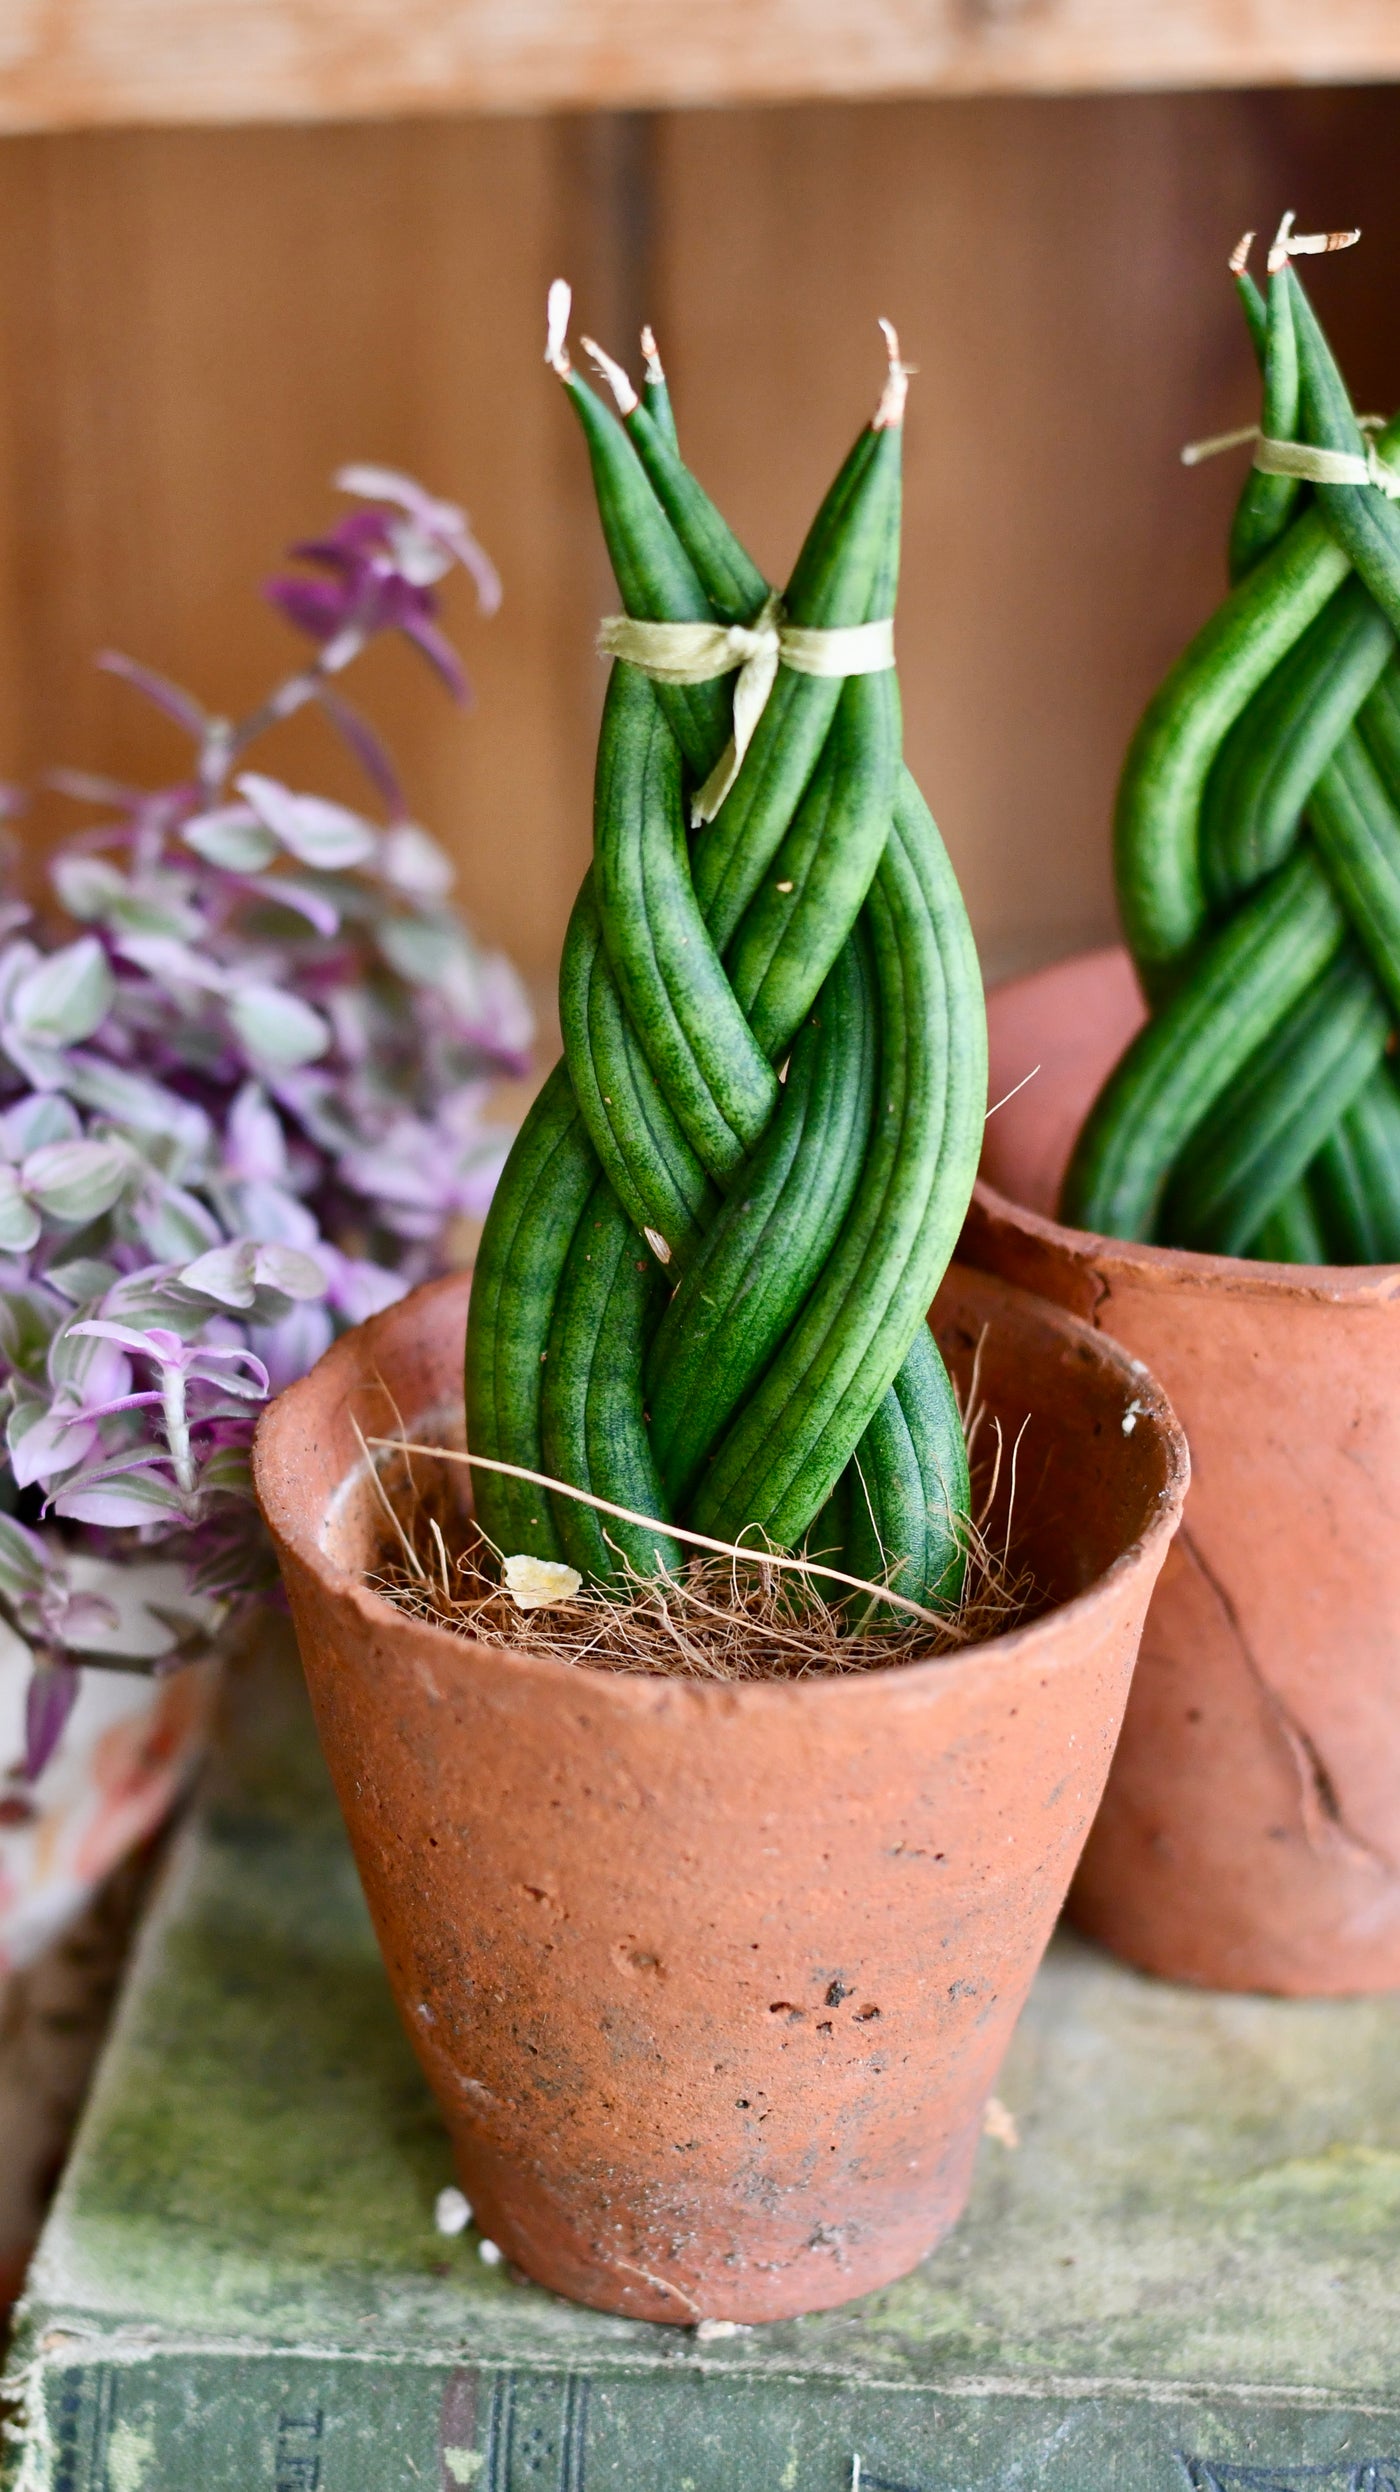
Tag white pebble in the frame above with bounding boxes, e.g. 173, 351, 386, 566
478, 2237, 503, 2266
694, 2317, 746, 2341
434, 2186, 472, 2237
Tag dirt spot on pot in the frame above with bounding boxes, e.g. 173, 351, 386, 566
612, 1939, 665, 1980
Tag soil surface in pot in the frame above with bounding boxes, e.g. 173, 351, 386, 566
968, 944, 1400, 1996
255, 1263, 1185, 2323
364, 1415, 1031, 1685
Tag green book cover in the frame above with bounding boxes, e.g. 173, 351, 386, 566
5, 1639, 1400, 2491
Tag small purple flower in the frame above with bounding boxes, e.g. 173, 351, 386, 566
265, 470, 500, 702
333, 466, 502, 611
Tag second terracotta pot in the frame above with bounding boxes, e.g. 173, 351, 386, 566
965, 944, 1400, 1996
255, 1263, 1184, 2324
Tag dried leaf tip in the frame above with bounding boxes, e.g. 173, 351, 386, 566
1292, 222, 1361, 259
1267, 209, 1360, 275
1228, 230, 1255, 279
545, 278, 573, 377
1267, 209, 1297, 274
581, 335, 639, 416
640, 325, 665, 386
874, 318, 911, 430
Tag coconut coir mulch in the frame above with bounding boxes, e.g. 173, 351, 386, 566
366, 1392, 1034, 1685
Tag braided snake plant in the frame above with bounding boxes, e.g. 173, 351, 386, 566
464, 293, 987, 1621
1064, 217, 1400, 1263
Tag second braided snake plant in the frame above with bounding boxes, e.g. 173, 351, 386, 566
1064, 215, 1400, 1263
465, 290, 987, 1620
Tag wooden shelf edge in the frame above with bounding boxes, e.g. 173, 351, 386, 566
0, 2, 1398, 136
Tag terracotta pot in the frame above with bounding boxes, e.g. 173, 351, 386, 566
253, 1263, 1184, 2324
966, 944, 1400, 1996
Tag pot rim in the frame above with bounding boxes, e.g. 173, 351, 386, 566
253, 1263, 1189, 1717
983, 946, 1400, 1309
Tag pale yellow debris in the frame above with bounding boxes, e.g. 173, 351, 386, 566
503, 1553, 583, 1611
983, 2095, 1020, 2149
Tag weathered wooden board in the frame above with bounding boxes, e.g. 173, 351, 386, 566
0, 91, 1394, 986
0, 115, 610, 983
0, 0, 1399, 134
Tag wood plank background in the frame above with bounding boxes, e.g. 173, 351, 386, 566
2, 2, 1400, 131
0, 86, 1396, 1005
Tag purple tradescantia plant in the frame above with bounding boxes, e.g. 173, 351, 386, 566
0, 468, 528, 1777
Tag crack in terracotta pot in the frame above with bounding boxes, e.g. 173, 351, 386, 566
1177, 1525, 1398, 1883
